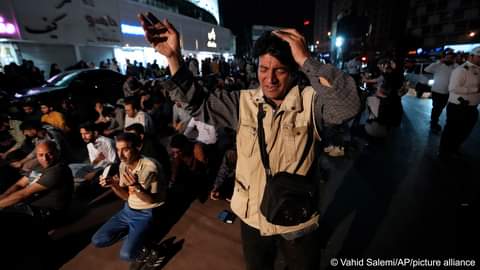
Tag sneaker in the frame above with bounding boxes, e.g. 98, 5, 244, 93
135, 247, 150, 263
323, 145, 334, 153
146, 249, 166, 268
327, 146, 345, 157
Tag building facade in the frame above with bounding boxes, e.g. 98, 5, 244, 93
0, 0, 234, 74
406, 0, 480, 49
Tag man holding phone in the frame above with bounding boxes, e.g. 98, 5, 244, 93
138, 12, 359, 270
91, 132, 167, 263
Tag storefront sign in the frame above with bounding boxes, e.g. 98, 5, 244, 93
207, 27, 216, 48
121, 23, 144, 36
0, 16, 16, 35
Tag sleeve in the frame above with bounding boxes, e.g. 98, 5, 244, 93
103, 139, 117, 164
37, 166, 62, 189
448, 67, 467, 94
301, 57, 361, 126
424, 61, 440, 73
119, 163, 127, 187
163, 64, 240, 130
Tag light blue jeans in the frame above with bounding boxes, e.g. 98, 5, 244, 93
91, 203, 154, 261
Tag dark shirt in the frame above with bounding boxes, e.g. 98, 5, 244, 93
29, 162, 73, 211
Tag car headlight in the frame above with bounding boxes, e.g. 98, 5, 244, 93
428, 79, 434, 86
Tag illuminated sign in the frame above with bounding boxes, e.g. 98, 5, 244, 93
0, 16, 16, 35
207, 28, 216, 48
121, 23, 144, 35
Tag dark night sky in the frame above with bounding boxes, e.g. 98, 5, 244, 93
219, 0, 315, 35
218, 0, 315, 54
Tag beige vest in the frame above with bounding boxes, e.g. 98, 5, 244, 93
230, 86, 319, 236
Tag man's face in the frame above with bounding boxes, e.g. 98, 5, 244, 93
36, 143, 57, 168
80, 128, 96, 144
170, 147, 182, 160
443, 54, 455, 65
124, 104, 136, 118
471, 55, 480, 66
23, 128, 37, 139
116, 140, 139, 165
258, 54, 292, 103
23, 106, 34, 114
40, 105, 51, 114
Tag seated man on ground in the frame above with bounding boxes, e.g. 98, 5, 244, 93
0, 140, 74, 230
125, 123, 171, 179
91, 132, 167, 263
69, 122, 117, 183
9, 120, 69, 173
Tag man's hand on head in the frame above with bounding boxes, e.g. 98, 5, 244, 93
272, 29, 310, 67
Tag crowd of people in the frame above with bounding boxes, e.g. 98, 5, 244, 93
0, 12, 479, 270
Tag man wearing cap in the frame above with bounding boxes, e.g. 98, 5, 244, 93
425, 49, 457, 134
439, 46, 480, 159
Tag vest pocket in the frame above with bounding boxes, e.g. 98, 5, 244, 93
231, 179, 249, 218
237, 124, 257, 157
284, 124, 309, 163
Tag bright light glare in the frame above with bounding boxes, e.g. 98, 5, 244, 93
335, 36, 344, 48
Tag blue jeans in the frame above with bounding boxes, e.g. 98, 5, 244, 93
91, 203, 154, 261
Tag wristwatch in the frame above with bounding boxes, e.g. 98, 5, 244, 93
134, 185, 142, 193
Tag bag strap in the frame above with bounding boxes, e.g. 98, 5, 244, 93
257, 103, 312, 180
257, 104, 272, 181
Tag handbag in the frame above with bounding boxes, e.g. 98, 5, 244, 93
257, 104, 318, 226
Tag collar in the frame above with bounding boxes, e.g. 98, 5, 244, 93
252, 86, 303, 112
465, 61, 479, 68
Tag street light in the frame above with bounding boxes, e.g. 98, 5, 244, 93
469, 31, 476, 37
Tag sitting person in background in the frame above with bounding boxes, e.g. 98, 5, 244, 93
210, 147, 236, 201
168, 134, 207, 199
69, 122, 117, 183
0, 140, 73, 230
39, 100, 68, 133
9, 120, 69, 173
124, 96, 154, 135
0, 114, 25, 160
21, 101, 42, 123
103, 101, 125, 137
91, 132, 167, 262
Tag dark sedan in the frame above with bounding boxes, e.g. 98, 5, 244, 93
13, 68, 126, 121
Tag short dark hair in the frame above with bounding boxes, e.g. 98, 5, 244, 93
20, 120, 42, 131
124, 96, 139, 110
79, 121, 99, 133
169, 134, 193, 156
252, 31, 298, 71
115, 132, 141, 149
125, 123, 145, 135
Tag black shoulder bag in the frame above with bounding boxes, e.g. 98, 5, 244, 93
257, 104, 318, 226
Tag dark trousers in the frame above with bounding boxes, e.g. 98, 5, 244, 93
240, 221, 321, 270
440, 103, 479, 155
430, 92, 449, 125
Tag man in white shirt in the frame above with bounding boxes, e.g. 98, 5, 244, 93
424, 49, 457, 133
439, 47, 480, 159
69, 122, 117, 182
124, 97, 154, 135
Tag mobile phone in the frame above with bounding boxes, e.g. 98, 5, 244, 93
217, 210, 236, 224
101, 164, 112, 179
141, 12, 160, 26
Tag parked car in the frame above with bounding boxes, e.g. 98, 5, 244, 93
13, 68, 126, 121
404, 60, 434, 98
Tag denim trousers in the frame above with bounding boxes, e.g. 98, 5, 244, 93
91, 202, 154, 261
240, 221, 321, 270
